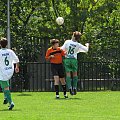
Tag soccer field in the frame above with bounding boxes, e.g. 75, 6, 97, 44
0, 92, 120, 120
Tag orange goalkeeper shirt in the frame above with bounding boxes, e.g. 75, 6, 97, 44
45, 47, 65, 64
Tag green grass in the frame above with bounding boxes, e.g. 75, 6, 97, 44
0, 92, 120, 120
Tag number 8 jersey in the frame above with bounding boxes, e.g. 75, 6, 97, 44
0, 48, 19, 81
61, 40, 89, 59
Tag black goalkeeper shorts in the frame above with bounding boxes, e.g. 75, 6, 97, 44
51, 63, 65, 78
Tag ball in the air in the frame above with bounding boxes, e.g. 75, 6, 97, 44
56, 17, 64, 25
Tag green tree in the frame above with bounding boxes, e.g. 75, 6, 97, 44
0, 0, 119, 63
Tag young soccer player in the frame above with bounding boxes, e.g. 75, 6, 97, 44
0, 38, 19, 110
45, 39, 68, 99
61, 31, 89, 95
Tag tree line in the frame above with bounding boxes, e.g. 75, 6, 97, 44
0, 0, 120, 63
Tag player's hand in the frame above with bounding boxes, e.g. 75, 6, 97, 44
50, 55, 55, 58
64, 51, 67, 55
15, 67, 19, 73
85, 43, 89, 48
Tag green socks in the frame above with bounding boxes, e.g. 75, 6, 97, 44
2, 88, 7, 99
66, 76, 72, 89
73, 76, 78, 89
4, 93, 7, 99
4, 90, 12, 104
66, 76, 78, 89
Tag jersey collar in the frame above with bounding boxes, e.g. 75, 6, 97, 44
52, 47, 57, 50
71, 39, 77, 42
1, 48, 7, 50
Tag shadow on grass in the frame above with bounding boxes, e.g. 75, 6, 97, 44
69, 97, 81, 100
0, 109, 21, 112
55, 97, 81, 100
17, 93, 32, 96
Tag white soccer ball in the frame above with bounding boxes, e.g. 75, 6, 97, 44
56, 17, 64, 25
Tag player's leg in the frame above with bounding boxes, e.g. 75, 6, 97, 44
4, 87, 15, 110
64, 59, 73, 95
0, 81, 7, 104
51, 64, 60, 98
1, 81, 14, 110
3, 88, 8, 104
66, 72, 72, 89
66, 72, 74, 95
72, 72, 78, 95
71, 59, 78, 95
59, 78, 68, 98
58, 64, 68, 98
54, 76, 60, 99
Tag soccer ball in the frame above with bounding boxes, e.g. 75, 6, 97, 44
56, 17, 64, 25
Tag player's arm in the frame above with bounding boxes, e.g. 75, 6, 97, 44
15, 63, 19, 73
11, 50, 20, 73
78, 43, 89, 53
61, 40, 68, 51
61, 49, 65, 57
45, 49, 54, 60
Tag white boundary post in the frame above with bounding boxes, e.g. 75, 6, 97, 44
7, 0, 11, 49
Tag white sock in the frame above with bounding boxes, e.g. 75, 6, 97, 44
11, 102, 14, 105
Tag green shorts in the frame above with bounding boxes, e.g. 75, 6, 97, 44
64, 58, 78, 72
0, 80, 9, 89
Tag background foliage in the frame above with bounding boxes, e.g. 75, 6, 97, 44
0, 0, 120, 91
0, 0, 120, 63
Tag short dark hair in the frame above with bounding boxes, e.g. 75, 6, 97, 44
0, 38, 8, 48
73, 31, 82, 41
50, 39, 59, 45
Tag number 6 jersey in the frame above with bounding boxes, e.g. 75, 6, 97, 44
61, 40, 89, 59
0, 48, 19, 81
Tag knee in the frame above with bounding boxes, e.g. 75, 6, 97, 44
54, 76, 59, 85
4, 87, 9, 91
61, 81, 66, 85
54, 80, 59, 85
73, 72, 77, 77
66, 72, 71, 77
60, 78, 66, 85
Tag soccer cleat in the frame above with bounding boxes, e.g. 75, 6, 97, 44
69, 89, 74, 95
3, 98, 8, 104
9, 103, 14, 110
73, 89, 77, 95
64, 94, 68, 99
56, 95, 60, 99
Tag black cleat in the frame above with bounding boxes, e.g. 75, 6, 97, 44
9, 103, 14, 110
69, 89, 74, 95
73, 89, 77, 95
64, 94, 68, 99
56, 95, 60, 99
3, 98, 8, 104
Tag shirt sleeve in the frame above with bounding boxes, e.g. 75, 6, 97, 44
78, 43, 89, 53
11, 50, 19, 63
61, 49, 65, 56
61, 40, 68, 50
45, 49, 50, 60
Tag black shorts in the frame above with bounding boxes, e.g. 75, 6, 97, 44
51, 63, 65, 78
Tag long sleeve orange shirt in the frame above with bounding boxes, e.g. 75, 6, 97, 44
45, 47, 65, 64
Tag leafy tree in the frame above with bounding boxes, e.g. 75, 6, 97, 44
0, 0, 119, 63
